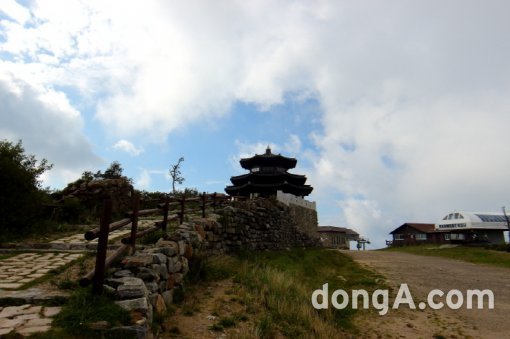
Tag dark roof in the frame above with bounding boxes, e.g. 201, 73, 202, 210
239, 147, 297, 170
389, 223, 435, 234
318, 226, 359, 236
230, 172, 307, 186
225, 181, 313, 197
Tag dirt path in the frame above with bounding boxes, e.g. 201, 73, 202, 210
343, 250, 510, 339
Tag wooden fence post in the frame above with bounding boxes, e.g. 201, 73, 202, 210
212, 192, 217, 212
93, 198, 112, 295
201, 192, 206, 218
179, 196, 185, 224
162, 196, 169, 232
129, 194, 140, 254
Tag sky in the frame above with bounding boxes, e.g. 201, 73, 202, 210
1, 0, 510, 249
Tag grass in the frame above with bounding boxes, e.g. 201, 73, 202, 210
36, 286, 131, 338
384, 244, 510, 268
197, 248, 386, 338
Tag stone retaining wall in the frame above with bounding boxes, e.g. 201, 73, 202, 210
103, 198, 319, 337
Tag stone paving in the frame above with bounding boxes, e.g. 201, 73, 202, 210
0, 218, 159, 336
49, 219, 155, 249
0, 252, 83, 290
0, 304, 62, 336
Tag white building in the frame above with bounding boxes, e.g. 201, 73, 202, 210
435, 211, 508, 243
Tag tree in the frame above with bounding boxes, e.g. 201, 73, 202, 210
169, 157, 185, 194
0, 139, 53, 233
103, 161, 123, 179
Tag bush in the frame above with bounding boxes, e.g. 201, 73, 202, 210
0, 139, 52, 237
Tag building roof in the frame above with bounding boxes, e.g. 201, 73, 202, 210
389, 223, 435, 234
225, 181, 313, 197
436, 211, 510, 230
239, 147, 297, 170
318, 226, 359, 236
230, 171, 307, 186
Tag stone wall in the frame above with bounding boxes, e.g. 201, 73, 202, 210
102, 198, 319, 337
205, 198, 320, 252
60, 178, 134, 215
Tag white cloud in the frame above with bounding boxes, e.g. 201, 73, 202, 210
136, 169, 151, 190
113, 139, 143, 156
0, 67, 102, 188
2, 1, 510, 247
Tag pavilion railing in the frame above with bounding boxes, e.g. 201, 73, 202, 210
80, 192, 234, 294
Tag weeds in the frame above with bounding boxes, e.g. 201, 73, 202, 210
200, 248, 385, 338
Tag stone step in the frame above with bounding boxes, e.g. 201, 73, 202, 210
0, 288, 69, 306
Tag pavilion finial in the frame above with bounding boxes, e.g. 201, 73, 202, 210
265, 145, 271, 155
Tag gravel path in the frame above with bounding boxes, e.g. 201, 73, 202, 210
343, 250, 510, 339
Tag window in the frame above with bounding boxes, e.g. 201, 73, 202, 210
251, 167, 260, 173
415, 233, 427, 240
444, 233, 450, 240
394, 234, 404, 240
475, 214, 507, 223
450, 233, 466, 240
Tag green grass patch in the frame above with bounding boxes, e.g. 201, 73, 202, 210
384, 244, 510, 268
46, 286, 131, 338
202, 248, 386, 337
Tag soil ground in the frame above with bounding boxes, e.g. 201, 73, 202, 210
344, 250, 510, 339
159, 279, 258, 339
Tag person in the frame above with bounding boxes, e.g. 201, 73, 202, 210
356, 242, 361, 251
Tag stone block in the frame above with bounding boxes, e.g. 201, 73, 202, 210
158, 246, 177, 257
136, 267, 160, 282
162, 290, 174, 307
170, 260, 182, 273
113, 269, 134, 278
172, 273, 184, 285
0, 317, 25, 328
0, 304, 31, 318
184, 244, 193, 259
117, 284, 148, 299
121, 254, 154, 268
144, 281, 159, 293
25, 318, 53, 327
16, 325, 52, 336
178, 241, 186, 255
152, 253, 167, 265
42, 307, 62, 318
108, 325, 147, 339
115, 298, 149, 315
153, 294, 167, 316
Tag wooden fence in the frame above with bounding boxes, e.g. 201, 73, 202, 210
80, 192, 233, 294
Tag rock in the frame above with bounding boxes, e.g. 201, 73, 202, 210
103, 284, 117, 296
115, 298, 149, 315
181, 257, 189, 275
152, 253, 167, 265
113, 269, 134, 278
158, 246, 177, 256
144, 281, 159, 293
162, 290, 174, 307
121, 254, 154, 268
153, 294, 167, 316
108, 325, 147, 339
178, 241, 186, 255
136, 267, 160, 282
119, 277, 146, 286
172, 273, 184, 285
88, 320, 111, 330
151, 264, 169, 280
117, 284, 148, 299
155, 239, 179, 253
184, 244, 193, 259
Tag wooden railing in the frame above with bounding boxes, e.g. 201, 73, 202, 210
80, 192, 233, 294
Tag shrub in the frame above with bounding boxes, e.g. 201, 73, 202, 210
0, 139, 52, 238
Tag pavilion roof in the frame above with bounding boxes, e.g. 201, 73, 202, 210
239, 147, 297, 170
